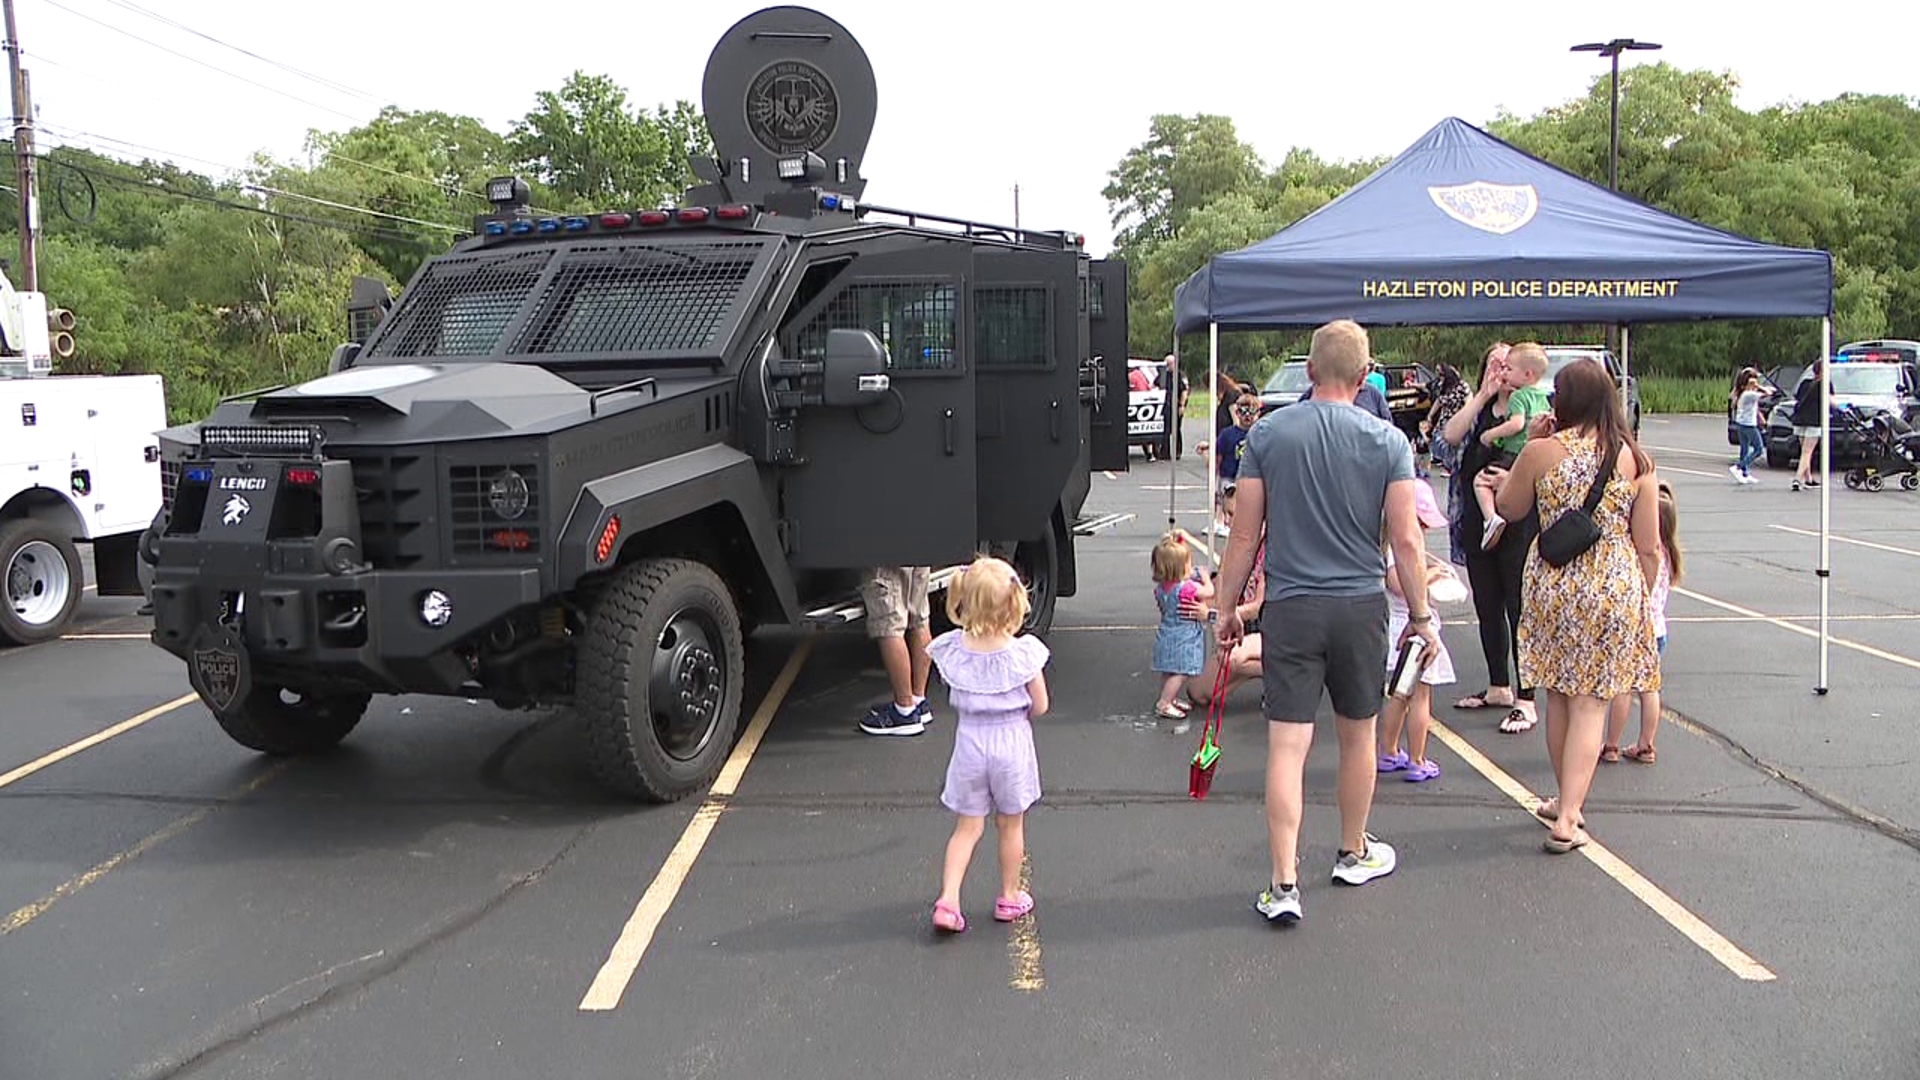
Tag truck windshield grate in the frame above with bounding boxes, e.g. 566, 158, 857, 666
509, 241, 764, 356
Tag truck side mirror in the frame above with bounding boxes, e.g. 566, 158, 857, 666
329, 343, 361, 374
821, 328, 891, 407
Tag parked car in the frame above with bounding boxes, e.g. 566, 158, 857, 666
1259, 358, 1311, 412
1378, 361, 1435, 440
1763, 359, 1920, 468
1542, 345, 1641, 433
1126, 356, 1171, 453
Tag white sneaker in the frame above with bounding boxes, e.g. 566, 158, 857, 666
1742, 473, 1759, 485
1331, 833, 1398, 886
1728, 465, 1743, 484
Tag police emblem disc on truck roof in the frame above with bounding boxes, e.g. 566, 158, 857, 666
693, 5, 878, 205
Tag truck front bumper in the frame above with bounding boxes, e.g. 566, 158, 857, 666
149, 560, 543, 696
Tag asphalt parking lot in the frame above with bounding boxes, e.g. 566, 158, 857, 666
3, 413, 1918, 1079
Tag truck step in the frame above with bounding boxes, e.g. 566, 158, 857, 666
1071, 511, 1134, 536
800, 565, 965, 627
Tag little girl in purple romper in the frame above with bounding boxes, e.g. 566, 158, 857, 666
926, 556, 1051, 934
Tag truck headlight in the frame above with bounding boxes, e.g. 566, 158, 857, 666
419, 590, 453, 628
487, 469, 530, 521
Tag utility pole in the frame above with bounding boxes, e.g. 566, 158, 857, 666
4, 0, 37, 290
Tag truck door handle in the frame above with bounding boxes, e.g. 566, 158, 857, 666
943, 408, 955, 456
1050, 400, 1060, 442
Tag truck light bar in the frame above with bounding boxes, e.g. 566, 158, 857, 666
200, 424, 323, 453
479, 205, 757, 242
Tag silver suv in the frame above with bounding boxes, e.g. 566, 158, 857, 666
1542, 345, 1641, 433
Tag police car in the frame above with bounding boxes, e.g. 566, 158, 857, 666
1127, 356, 1171, 452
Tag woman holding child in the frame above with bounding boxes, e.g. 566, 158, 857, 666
1443, 342, 1547, 733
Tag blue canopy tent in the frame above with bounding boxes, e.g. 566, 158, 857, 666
1173, 117, 1840, 688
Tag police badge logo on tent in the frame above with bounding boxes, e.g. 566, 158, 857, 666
1427, 181, 1540, 235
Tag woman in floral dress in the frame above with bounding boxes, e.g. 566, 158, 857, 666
1486, 354, 1662, 853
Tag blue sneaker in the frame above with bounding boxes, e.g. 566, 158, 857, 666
915, 697, 934, 726
859, 703, 925, 736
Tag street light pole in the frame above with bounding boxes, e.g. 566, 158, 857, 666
1570, 37, 1663, 192
1572, 37, 1662, 385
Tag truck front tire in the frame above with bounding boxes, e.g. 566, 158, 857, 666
1014, 529, 1058, 639
578, 557, 745, 802
211, 686, 370, 754
0, 518, 84, 646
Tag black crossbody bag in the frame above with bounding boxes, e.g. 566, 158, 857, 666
1535, 438, 1617, 569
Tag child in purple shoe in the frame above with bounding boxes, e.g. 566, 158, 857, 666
1378, 481, 1458, 783
926, 556, 1051, 934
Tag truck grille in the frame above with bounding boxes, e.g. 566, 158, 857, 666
339, 451, 431, 569
449, 464, 542, 555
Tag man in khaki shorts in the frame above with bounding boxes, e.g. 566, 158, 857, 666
858, 566, 934, 736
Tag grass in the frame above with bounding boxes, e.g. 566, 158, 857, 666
1637, 376, 1727, 415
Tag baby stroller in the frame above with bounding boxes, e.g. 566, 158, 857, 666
1843, 409, 1920, 492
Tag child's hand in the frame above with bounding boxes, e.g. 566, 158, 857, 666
1529, 413, 1557, 439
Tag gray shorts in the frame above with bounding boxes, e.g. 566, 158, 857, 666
1260, 593, 1389, 723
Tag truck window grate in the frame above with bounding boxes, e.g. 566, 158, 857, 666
510, 241, 763, 356
793, 282, 957, 371
365, 249, 555, 359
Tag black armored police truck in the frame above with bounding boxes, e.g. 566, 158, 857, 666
141, 5, 1134, 802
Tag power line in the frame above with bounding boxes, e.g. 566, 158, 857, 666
92, 0, 391, 106
239, 181, 461, 233
34, 153, 444, 248
39, 124, 469, 233
32, 0, 367, 123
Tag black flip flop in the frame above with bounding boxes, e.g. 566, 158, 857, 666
1455, 689, 1511, 710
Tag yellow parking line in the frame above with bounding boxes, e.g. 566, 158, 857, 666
2, 761, 287, 936
578, 637, 816, 1012
1427, 718, 1775, 982
1769, 523, 1920, 561
0, 692, 198, 791
1006, 853, 1043, 992
1658, 465, 1732, 480
1673, 586, 1920, 673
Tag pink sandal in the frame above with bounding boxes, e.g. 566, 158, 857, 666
933, 901, 967, 933
993, 891, 1035, 922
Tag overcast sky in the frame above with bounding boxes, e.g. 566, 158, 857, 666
18, 0, 1916, 258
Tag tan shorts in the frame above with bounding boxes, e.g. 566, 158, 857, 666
861, 566, 931, 639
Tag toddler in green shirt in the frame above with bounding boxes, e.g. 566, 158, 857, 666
1472, 346, 1551, 551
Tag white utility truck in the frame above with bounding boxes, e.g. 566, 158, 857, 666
0, 271, 165, 643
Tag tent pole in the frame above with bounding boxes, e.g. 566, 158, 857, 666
1209, 322, 1220, 545
1169, 331, 1179, 528
1817, 316, 1831, 695
1619, 325, 1633, 418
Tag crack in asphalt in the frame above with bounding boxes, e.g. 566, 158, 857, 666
1662, 705, 1920, 856
129, 819, 602, 1080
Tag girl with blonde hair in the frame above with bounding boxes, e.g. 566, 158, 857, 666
927, 556, 1052, 933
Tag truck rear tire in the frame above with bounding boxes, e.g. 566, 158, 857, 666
211, 686, 370, 754
577, 557, 745, 802
1013, 530, 1058, 639
0, 518, 84, 646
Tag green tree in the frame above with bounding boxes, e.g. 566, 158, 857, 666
509, 72, 711, 212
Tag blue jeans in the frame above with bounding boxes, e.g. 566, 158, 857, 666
1735, 423, 1764, 473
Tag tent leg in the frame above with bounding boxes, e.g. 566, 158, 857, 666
1817, 316, 1831, 696
1620, 325, 1633, 419
1209, 322, 1219, 547
1169, 333, 1179, 528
